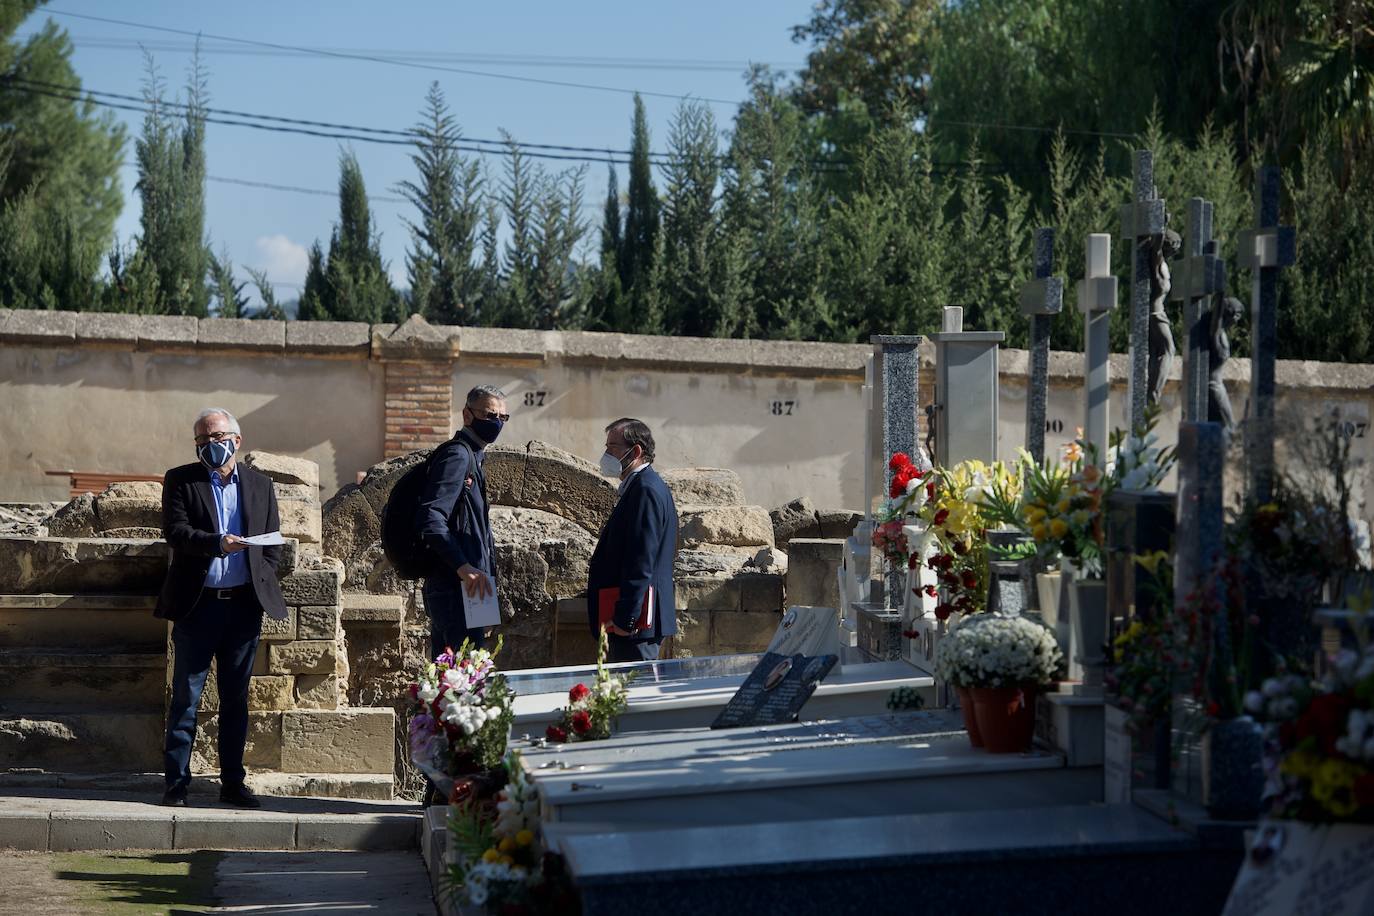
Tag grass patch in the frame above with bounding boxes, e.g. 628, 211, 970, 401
51, 851, 220, 915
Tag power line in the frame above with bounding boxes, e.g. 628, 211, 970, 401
69, 36, 805, 74
33, 4, 748, 108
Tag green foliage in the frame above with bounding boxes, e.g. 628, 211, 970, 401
398, 82, 483, 324
618, 94, 662, 334
207, 247, 247, 318
0, 3, 126, 276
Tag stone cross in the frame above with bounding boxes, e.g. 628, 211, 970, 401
1018, 228, 1064, 465
1169, 198, 1224, 422
1118, 150, 1167, 431
1237, 166, 1296, 505
1076, 233, 1118, 460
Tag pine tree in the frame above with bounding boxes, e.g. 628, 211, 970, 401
297, 241, 328, 321
496, 135, 538, 328
620, 95, 661, 333
398, 82, 482, 324
316, 150, 402, 323
245, 267, 286, 320
207, 247, 248, 317
131, 51, 210, 316
590, 164, 626, 331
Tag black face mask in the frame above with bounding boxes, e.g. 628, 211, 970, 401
469, 416, 504, 444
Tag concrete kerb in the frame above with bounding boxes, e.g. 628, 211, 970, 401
0, 790, 421, 852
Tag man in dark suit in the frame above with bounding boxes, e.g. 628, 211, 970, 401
416, 385, 507, 657
587, 418, 679, 663
157, 408, 287, 808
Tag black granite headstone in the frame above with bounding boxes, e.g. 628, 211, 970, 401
710, 652, 838, 729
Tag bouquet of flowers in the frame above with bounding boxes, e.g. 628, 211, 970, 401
546, 629, 633, 743
407, 638, 515, 798
934, 613, 1064, 689
445, 750, 578, 914
1104, 551, 1180, 730
1247, 590, 1374, 823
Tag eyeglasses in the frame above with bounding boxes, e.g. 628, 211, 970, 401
194, 430, 238, 445
470, 408, 511, 422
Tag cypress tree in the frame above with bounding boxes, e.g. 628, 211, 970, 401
620, 95, 660, 332
319, 150, 401, 323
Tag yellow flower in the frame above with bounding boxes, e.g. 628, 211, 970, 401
1025, 506, 1046, 524
1280, 749, 1321, 780
498, 836, 516, 853
482, 848, 501, 863
516, 829, 535, 847
1031, 523, 1048, 542
1311, 758, 1363, 818
1055, 498, 1071, 515
1049, 518, 1069, 539
1063, 440, 1083, 463
500, 854, 515, 866
1070, 509, 1093, 528
1134, 550, 1169, 576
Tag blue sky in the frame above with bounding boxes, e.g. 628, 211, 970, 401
16, 1, 812, 302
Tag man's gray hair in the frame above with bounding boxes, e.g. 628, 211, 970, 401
465, 385, 507, 406
195, 407, 241, 434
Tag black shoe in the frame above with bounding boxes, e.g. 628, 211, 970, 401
161, 785, 189, 807
219, 783, 262, 809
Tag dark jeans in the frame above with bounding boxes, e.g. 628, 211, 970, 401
422, 578, 487, 660
606, 634, 661, 664
164, 588, 263, 791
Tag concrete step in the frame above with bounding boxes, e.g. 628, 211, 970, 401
0, 711, 164, 771
0, 648, 166, 710
0, 769, 397, 801
0, 593, 165, 650
0, 788, 420, 852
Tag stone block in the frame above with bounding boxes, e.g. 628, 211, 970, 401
771, 496, 818, 547
294, 674, 339, 710
484, 441, 617, 533
711, 610, 780, 653
0, 814, 49, 850
676, 575, 741, 612
280, 567, 342, 607
2, 309, 77, 345
296, 605, 340, 640
191, 711, 282, 771
243, 451, 320, 488
250, 642, 270, 676
678, 505, 774, 548
101, 527, 161, 539
296, 815, 418, 851
285, 319, 370, 355
172, 816, 296, 851
197, 317, 286, 351
46, 493, 97, 537
249, 675, 295, 711
491, 506, 596, 597
660, 468, 745, 507
785, 538, 845, 610
341, 594, 404, 624
269, 640, 336, 675
0, 537, 169, 593
494, 542, 556, 670
672, 610, 712, 658
76, 311, 139, 347
134, 314, 198, 349
258, 606, 297, 642
50, 814, 172, 851
278, 499, 322, 544
271, 482, 320, 504
739, 572, 786, 613
749, 338, 869, 377
93, 481, 164, 531
280, 708, 394, 774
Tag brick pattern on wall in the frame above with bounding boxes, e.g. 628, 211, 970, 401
383, 360, 453, 457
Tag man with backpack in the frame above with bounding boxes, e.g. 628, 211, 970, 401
414, 385, 507, 656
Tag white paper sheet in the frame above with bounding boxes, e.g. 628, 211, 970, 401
464, 587, 502, 628
240, 531, 286, 546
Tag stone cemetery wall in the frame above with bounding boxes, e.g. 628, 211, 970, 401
1, 307, 1369, 526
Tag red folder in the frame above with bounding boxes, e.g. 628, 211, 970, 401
597, 586, 655, 632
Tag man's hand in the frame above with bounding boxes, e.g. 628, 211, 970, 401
605, 623, 633, 637
457, 564, 493, 599
220, 534, 248, 554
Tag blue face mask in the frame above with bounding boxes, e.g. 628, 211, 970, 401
197, 437, 237, 470
470, 416, 504, 444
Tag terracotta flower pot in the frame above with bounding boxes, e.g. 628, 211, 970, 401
956, 686, 983, 748
970, 685, 1037, 753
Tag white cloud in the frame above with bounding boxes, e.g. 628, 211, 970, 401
254, 234, 309, 287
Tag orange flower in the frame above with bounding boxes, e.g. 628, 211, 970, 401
1063, 440, 1084, 463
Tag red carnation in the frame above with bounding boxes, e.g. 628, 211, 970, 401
923, 584, 938, 598
889, 477, 906, 499
961, 569, 978, 590
889, 453, 912, 472
902, 629, 919, 640
934, 508, 949, 526
952, 540, 967, 556
1296, 693, 1353, 755
927, 482, 936, 500
934, 603, 953, 621
546, 724, 568, 743
571, 710, 593, 736
569, 683, 591, 703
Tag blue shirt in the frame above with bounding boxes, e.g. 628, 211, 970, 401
205, 467, 249, 588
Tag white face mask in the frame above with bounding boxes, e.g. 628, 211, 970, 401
599, 450, 625, 477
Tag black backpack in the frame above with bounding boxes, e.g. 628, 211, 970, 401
380, 440, 478, 580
